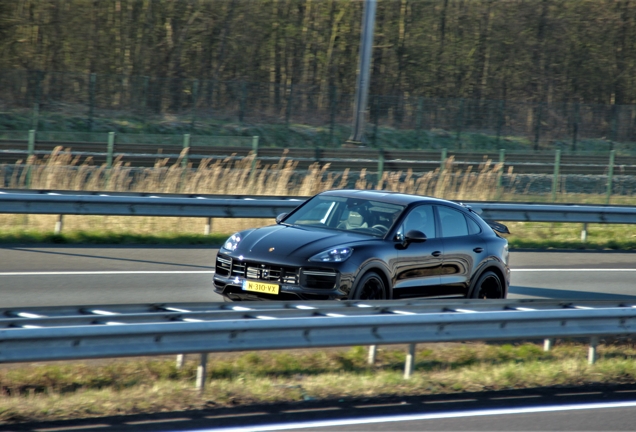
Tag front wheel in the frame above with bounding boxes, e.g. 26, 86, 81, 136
351, 272, 387, 300
470, 270, 503, 299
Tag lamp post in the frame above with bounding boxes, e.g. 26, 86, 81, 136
345, 0, 377, 146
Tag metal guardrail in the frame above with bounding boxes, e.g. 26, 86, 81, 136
1, 190, 636, 225
3, 299, 630, 329
0, 190, 303, 218
1, 300, 635, 384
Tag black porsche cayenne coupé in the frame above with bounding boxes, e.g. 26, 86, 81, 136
214, 190, 510, 301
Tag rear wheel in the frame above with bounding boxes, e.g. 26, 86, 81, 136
352, 272, 387, 300
471, 270, 503, 299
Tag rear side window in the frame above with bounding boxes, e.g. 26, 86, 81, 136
467, 216, 482, 234
438, 206, 469, 238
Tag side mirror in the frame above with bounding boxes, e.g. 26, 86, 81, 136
404, 229, 427, 245
275, 213, 288, 224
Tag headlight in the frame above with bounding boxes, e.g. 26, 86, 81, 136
309, 247, 353, 263
222, 233, 242, 252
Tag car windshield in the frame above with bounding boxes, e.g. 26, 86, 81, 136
283, 195, 404, 237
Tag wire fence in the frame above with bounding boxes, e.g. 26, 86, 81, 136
2, 69, 636, 151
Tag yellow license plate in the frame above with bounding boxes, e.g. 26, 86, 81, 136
242, 280, 280, 295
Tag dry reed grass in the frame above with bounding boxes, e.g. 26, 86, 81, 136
0, 148, 509, 234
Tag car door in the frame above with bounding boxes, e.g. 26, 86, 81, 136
393, 205, 445, 298
437, 205, 486, 297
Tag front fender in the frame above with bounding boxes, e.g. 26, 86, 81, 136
349, 260, 393, 299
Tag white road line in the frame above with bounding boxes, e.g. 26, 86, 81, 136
0, 270, 215, 276
200, 400, 636, 432
512, 268, 636, 272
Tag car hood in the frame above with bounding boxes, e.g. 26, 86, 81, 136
234, 225, 374, 261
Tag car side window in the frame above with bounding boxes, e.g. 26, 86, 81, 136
467, 215, 482, 234
398, 205, 436, 239
438, 206, 469, 238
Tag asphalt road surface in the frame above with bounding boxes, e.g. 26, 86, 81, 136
0, 246, 635, 307
255, 403, 636, 431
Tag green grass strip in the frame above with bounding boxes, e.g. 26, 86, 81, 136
0, 230, 227, 245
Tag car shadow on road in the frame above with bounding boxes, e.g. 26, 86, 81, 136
510, 285, 636, 300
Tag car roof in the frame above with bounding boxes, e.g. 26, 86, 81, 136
319, 189, 458, 207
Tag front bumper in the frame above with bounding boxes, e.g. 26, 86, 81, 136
213, 253, 352, 301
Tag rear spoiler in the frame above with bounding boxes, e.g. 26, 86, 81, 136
459, 203, 511, 235
484, 219, 510, 234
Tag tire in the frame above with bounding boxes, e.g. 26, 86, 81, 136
351, 272, 387, 300
470, 270, 503, 299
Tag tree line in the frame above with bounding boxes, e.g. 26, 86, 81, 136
1, 0, 635, 107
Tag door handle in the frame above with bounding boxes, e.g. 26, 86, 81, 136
432, 251, 442, 257
473, 247, 484, 253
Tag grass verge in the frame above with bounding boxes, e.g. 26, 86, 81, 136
0, 230, 227, 246
1, 341, 636, 423
505, 222, 636, 251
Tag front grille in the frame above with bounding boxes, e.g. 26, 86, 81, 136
215, 256, 232, 277
300, 269, 338, 289
216, 255, 299, 285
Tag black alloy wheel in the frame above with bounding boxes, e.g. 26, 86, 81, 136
471, 270, 503, 299
353, 272, 387, 300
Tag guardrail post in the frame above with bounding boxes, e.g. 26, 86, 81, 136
176, 354, 185, 369
496, 148, 505, 199
551, 149, 561, 202
404, 343, 416, 379
107, 132, 115, 169
581, 223, 588, 243
543, 338, 553, 352
377, 148, 384, 189
27, 129, 36, 158
204, 217, 212, 236
196, 353, 208, 391
588, 337, 599, 365
54, 214, 64, 235
26, 129, 36, 188
368, 345, 377, 365
440, 148, 447, 174
606, 150, 615, 205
